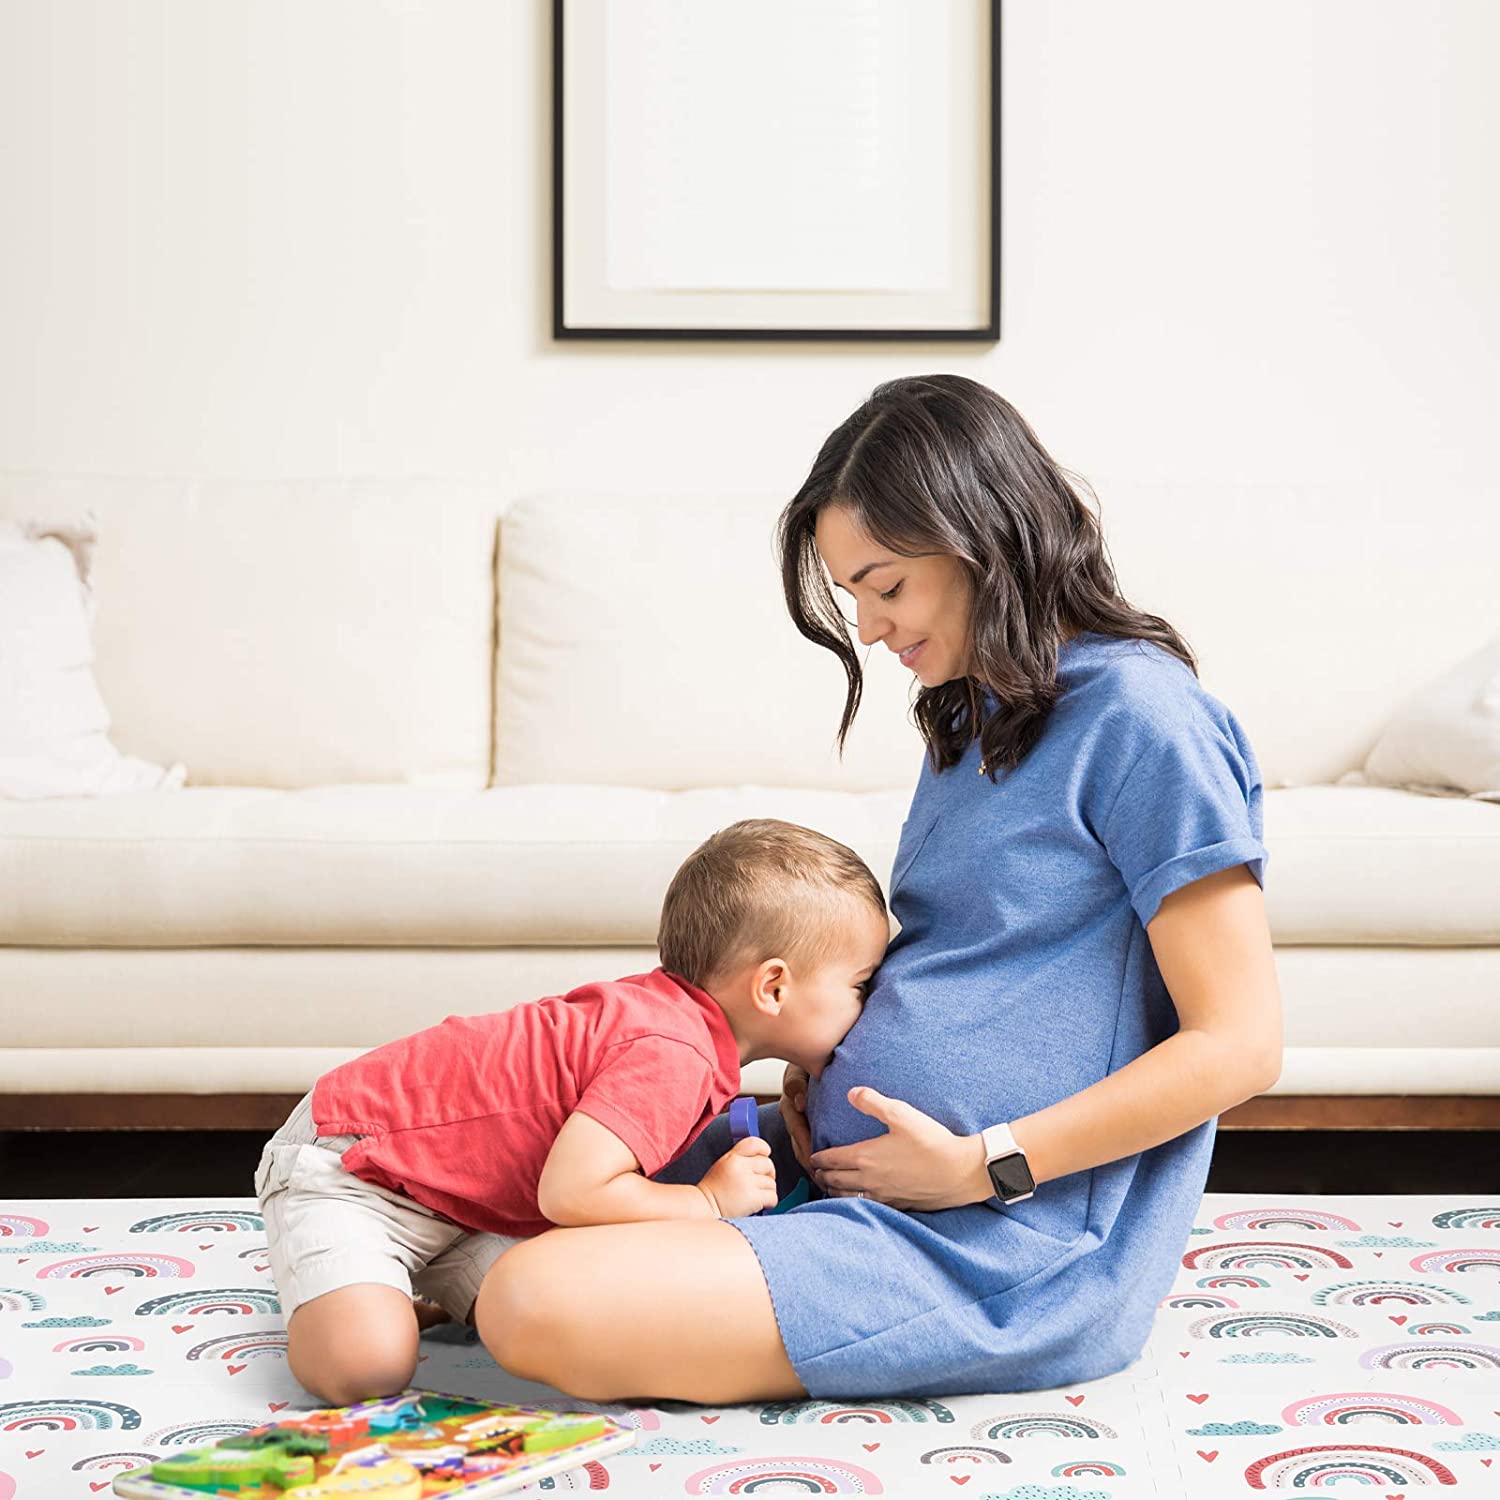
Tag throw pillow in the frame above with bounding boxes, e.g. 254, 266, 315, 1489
0, 514, 187, 799
1340, 633, 1500, 803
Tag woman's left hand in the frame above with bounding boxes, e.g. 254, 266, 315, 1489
809, 1087, 986, 1212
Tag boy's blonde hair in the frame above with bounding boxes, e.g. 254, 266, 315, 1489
657, 818, 888, 990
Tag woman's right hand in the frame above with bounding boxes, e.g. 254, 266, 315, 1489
779, 1063, 814, 1177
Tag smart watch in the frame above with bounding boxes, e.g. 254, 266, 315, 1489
981, 1122, 1035, 1204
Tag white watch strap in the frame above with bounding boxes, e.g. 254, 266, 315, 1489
982, 1122, 1022, 1162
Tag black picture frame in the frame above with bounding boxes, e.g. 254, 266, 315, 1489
552, 0, 1001, 343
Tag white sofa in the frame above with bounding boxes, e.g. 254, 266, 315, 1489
2, 474, 1497, 1130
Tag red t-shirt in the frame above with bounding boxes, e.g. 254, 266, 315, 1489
310, 968, 742, 1237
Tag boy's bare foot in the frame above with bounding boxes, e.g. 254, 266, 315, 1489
412, 1297, 453, 1332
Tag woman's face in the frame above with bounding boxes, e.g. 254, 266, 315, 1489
814, 504, 976, 687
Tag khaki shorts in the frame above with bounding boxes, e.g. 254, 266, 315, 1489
253, 1092, 522, 1326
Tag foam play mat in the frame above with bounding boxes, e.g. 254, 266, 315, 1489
1, 1192, 1498, 1497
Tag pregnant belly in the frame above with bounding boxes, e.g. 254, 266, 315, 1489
806, 993, 978, 1155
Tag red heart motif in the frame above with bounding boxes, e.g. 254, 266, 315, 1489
83, 1226, 99, 1233
104, 1285, 123, 1295
269, 1402, 289, 1412
1066, 1394, 1085, 1406
255, 1264, 270, 1273
172, 1324, 194, 1334
25, 1450, 43, 1460
227, 1363, 246, 1376
198, 1244, 214, 1251
1293, 1274, 1309, 1281
649, 1463, 662, 1472
701, 1415, 720, 1424
1178, 1350, 1190, 1359
1373, 1251, 1384, 1258
1482, 1458, 1493, 1468
950, 1479, 971, 1488
862, 1443, 880, 1452
91, 1484, 110, 1494
1196, 1449, 1219, 1463
1391, 1315, 1408, 1326
15, 1257, 27, 1265
1388, 1221, 1403, 1228
1186, 1394, 1209, 1405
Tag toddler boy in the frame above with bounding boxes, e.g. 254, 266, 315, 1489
254, 817, 890, 1404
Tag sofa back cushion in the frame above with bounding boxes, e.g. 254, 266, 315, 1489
493, 495, 928, 791
496, 483, 1500, 792
0, 475, 500, 789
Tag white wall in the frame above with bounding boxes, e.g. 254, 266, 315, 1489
0, 0, 1495, 495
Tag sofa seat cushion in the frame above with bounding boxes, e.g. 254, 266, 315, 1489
0, 784, 911, 946
2, 783, 1493, 948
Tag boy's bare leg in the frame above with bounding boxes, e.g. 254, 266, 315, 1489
473, 1219, 805, 1404
286, 1284, 421, 1406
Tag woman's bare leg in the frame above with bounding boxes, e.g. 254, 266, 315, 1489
473, 1218, 806, 1404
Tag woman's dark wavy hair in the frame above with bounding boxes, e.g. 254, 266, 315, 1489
777, 374, 1198, 778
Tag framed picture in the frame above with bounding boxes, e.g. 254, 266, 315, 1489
553, 0, 1000, 342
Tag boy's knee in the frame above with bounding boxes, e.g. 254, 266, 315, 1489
286, 1286, 419, 1407
290, 1338, 417, 1408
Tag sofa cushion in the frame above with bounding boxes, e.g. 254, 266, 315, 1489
0, 784, 909, 946
0, 475, 500, 790
493, 494, 928, 791
0, 783, 1494, 948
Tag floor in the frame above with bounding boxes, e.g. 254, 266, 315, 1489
4, 1127, 1499, 1199
2, 1136, 1498, 1498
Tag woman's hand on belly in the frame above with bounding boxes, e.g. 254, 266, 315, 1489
778, 1063, 815, 1177
809, 1086, 989, 1212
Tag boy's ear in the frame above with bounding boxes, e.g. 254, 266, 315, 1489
751, 957, 791, 1014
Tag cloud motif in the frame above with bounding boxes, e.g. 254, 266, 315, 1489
1474, 1310, 1500, 1322
1219, 1352, 1313, 1364
620, 1438, 741, 1457
0, 1242, 93, 1254
983, 1486, 1111, 1500
1432, 1432, 1500, 1452
73, 1363, 153, 1377
1188, 1227, 1212, 1235
1337, 1235, 1435, 1248
1187, 1421, 1282, 1436
22, 1315, 111, 1329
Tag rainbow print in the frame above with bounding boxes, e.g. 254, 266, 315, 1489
36, 1253, 195, 1281
1431, 1205, 1500, 1230
1281, 1390, 1464, 1426
128, 1211, 264, 1235
1183, 1240, 1355, 1271
684, 1455, 883, 1492
1244, 1441, 1458, 1488
1359, 1339, 1500, 1371
183, 1330, 288, 1364
972, 1412, 1120, 1441
1051, 1458, 1128, 1477
51, 1334, 145, 1355
1313, 1278, 1472, 1307
135, 1287, 280, 1317
1214, 1208, 1362, 1233
0, 1398, 141, 1432
916, 1443, 1011, 1466
69, 1451, 165, 1473
760, 1398, 954, 1425
1409, 1245, 1500, 1276
0, 1215, 48, 1240
1187, 1312, 1359, 1340
0, 1287, 45, 1313
146, 1418, 258, 1446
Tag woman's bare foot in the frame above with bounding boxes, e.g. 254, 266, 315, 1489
412, 1296, 453, 1332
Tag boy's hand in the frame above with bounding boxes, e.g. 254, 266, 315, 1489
697, 1137, 778, 1219
779, 1062, 814, 1177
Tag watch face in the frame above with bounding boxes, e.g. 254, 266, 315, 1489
987, 1152, 1035, 1201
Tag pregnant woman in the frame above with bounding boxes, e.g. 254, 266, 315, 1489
473, 373, 1281, 1401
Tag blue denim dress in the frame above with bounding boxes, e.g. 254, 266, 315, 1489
656, 633, 1269, 1398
